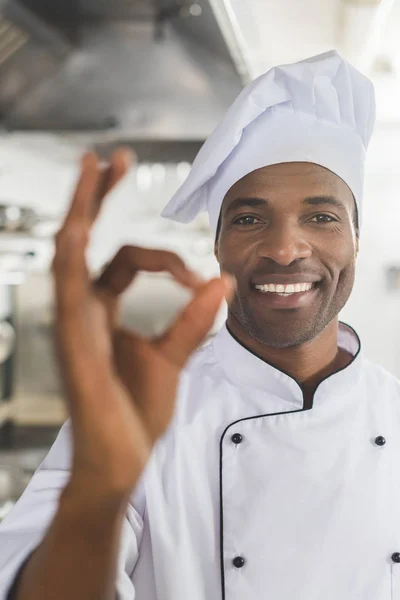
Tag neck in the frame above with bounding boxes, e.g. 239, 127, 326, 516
226, 315, 353, 408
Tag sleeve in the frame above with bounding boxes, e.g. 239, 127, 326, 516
0, 421, 145, 600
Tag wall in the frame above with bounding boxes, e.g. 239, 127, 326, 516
341, 125, 400, 376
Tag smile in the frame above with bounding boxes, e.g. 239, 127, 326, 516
254, 282, 316, 296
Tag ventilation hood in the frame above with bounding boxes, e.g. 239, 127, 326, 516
0, 0, 70, 117
0, 0, 245, 143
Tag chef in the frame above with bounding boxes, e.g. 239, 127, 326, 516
1, 49, 400, 600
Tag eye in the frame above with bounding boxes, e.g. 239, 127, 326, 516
233, 215, 263, 226
310, 214, 338, 224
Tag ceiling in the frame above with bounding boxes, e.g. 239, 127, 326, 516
226, 0, 342, 76
224, 0, 399, 71
224, 0, 400, 121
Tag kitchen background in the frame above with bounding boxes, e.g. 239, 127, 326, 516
0, 0, 400, 519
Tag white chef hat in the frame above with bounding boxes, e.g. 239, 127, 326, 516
161, 50, 375, 236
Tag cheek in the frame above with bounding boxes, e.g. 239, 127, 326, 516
323, 249, 356, 296
216, 235, 234, 266
217, 238, 254, 277
217, 229, 260, 262
320, 233, 357, 269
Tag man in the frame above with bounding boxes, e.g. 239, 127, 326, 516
1, 49, 400, 600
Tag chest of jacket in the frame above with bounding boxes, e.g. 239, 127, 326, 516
140, 385, 400, 600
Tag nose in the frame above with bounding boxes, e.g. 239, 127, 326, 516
259, 222, 312, 266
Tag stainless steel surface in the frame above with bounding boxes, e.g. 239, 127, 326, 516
0, 0, 71, 113
0, 321, 15, 362
0, 0, 243, 138
14, 272, 61, 403
0, 203, 37, 231
207, 0, 254, 82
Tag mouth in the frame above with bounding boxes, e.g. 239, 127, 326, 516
254, 281, 317, 296
251, 281, 321, 309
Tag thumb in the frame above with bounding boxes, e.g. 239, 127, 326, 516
156, 274, 234, 368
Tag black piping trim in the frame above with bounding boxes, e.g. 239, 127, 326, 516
219, 320, 362, 599
219, 406, 307, 600
226, 320, 362, 407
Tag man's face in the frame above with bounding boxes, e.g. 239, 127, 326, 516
215, 162, 359, 349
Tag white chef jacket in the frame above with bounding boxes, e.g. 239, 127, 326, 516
1, 321, 400, 600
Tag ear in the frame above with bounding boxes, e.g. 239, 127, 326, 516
355, 236, 359, 257
214, 238, 219, 263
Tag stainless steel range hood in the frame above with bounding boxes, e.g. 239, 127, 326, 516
0, 0, 244, 142
0, 0, 71, 115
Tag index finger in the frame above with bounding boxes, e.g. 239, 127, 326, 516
95, 246, 203, 298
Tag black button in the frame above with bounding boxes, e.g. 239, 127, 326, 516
392, 553, 400, 563
375, 436, 386, 446
233, 556, 245, 568
231, 433, 243, 445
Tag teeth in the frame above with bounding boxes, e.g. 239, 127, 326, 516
255, 282, 314, 294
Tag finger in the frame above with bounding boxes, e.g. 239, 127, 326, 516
105, 148, 133, 195
53, 153, 102, 309
92, 148, 133, 221
155, 274, 235, 367
63, 152, 102, 229
95, 246, 203, 299
53, 224, 90, 314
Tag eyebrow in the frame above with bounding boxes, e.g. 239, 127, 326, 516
225, 195, 345, 213
302, 195, 345, 210
225, 197, 267, 214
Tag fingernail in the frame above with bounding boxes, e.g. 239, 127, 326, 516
126, 150, 136, 165
117, 147, 135, 167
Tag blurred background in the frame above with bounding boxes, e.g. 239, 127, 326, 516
0, 0, 400, 518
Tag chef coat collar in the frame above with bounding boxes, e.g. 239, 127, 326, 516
212, 321, 362, 411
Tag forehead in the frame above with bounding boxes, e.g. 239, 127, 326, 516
223, 162, 353, 206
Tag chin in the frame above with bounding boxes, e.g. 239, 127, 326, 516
231, 283, 350, 350
249, 325, 318, 349
236, 309, 329, 349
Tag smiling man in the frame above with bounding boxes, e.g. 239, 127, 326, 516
214, 162, 359, 408
160, 50, 400, 599
2, 50, 400, 600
